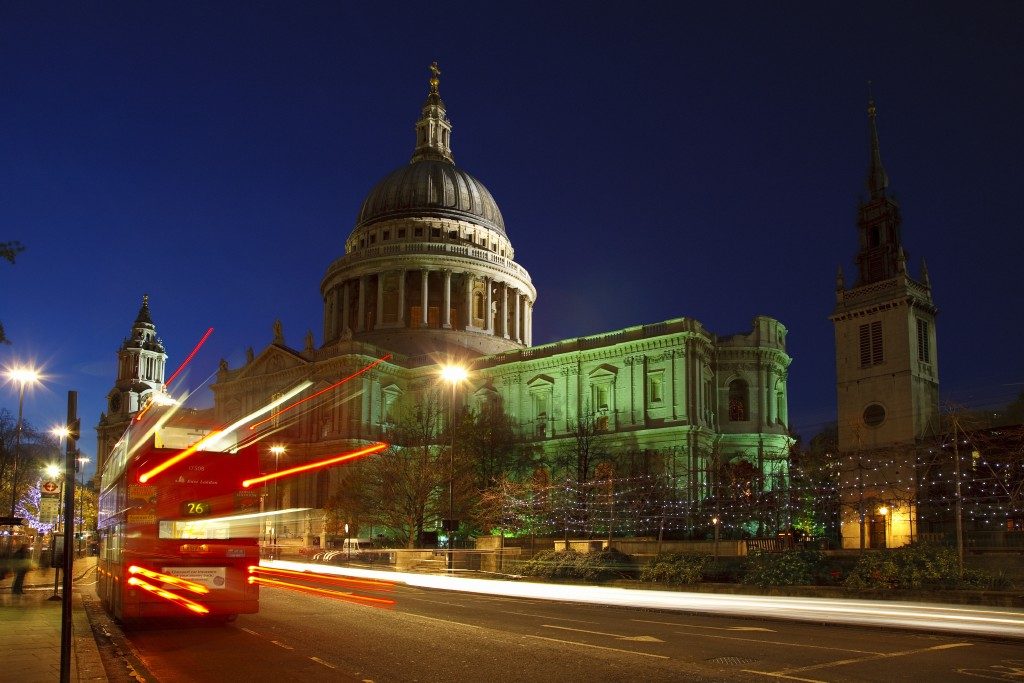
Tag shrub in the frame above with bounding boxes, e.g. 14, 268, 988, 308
843, 543, 964, 590
742, 548, 825, 587
640, 553, 710, 586
516, 549, 634, 581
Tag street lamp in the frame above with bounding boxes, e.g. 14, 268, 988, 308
45, 460, 64, 600
269, 445, 285, 553
440, 364, 467, 570
76, 456, 90, 557
5, 366, 40, 519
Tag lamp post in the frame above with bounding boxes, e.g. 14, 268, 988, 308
6, 366, 40, 518
269, 445, 285, 555
76, 456, 90, 557
45, 461, 64, 600
4, 366, 40, 559
440, 364, 467, 571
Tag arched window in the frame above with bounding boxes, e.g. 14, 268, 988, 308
728, 379, 748, 422
474, 292, 485, 320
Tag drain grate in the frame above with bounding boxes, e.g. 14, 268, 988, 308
707, 656, 758, 666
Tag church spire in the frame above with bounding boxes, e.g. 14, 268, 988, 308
853, 88, 904, 286
866, 85, 889, 200
410, 61, 454, 164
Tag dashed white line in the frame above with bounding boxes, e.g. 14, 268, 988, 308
310, 656, 336, 669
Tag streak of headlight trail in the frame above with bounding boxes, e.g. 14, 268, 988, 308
126, 576, 210, 614
139, 380, 314, 482
263, 559, 1024, 640
249, 565, 394, 591
246, 354, 391, 432
241, 442, 388, 487
165, 326, 214, 389
248, 575, 395, 608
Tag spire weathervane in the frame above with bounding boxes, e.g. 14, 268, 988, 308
429, 61, 441, 94
411, 62, 454, 164
866, 81, 889, 200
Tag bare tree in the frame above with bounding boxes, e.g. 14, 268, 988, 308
360, 390, 447, 548
0, 241, 25, 344
553, 402, 610, 485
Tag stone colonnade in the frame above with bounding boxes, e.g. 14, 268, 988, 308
325, 268, 532, 344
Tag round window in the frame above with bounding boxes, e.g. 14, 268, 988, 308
863, 403, 886, 427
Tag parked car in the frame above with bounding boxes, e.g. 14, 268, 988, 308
328, 538, 379, 563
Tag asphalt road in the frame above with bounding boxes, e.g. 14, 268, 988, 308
86, 573, 1024, 683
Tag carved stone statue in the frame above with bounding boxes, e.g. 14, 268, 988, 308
246, 347, 254, 364
305, 329, 314, 352
273, 319, 284, 344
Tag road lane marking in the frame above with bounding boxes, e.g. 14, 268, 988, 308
310, 657, 336, 669
543, 624, 664, 642
634, 618, 774, 632
524, 635, 670, 659
401, 612, 490, 630
743, 641, 972, 679
400, 595, 468, 608
673, 630, 884, 654
271, 640, 294, 650
510, 611, 598, 624
239, 627, 261, 636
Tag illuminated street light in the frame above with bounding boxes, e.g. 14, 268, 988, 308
440, 364, 468, 570
5, 365, 41, 520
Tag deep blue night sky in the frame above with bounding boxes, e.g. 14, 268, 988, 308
2, 2, 1022, 478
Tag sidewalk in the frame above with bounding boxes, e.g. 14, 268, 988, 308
0, 556, 107, 682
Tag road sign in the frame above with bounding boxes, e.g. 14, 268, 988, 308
42, 480, 60, 494
40, 496, 60, 525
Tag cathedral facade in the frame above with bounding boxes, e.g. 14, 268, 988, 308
100, 67, 794, 539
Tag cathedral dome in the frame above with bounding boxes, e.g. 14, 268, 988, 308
356, 159, 506, 235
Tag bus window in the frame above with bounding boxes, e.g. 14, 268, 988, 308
159, 517, 263, 540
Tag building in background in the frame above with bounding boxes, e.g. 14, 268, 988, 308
95, 296, 168, 471
831, 97, 940, 549
209, 66, 793, 543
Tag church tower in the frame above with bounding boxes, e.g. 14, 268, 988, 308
95, 295, 168, 469
832, 97, 939, 453
831, 97, 939, 548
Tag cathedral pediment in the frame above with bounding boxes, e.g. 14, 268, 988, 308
238, 345, 309, 379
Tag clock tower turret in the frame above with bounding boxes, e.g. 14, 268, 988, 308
95, 295, 168, 469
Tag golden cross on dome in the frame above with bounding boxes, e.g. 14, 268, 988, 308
429, 61, 441, 93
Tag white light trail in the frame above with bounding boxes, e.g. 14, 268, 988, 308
262, 559, 1024, 640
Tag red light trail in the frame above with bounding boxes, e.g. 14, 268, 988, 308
241, 442, 388, 488
165, 327, 214, 389
247, 354, 391, 431
249, 565, 393, 592
126, 576, 211, 614
128, 565, 210, 594
138, 429, 225, 483
247, 574, 395, 608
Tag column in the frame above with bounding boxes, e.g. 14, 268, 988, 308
464, 273, 474, 330
324, 289, 333, 341
375, 273, 385, 329
397, 270, 406, 327
767, 366, 777, 424
356, 276, 366, 332
442, 269, 452, 329
500, 282, 509, 338
420, 269, 429, 327
525, 301, 532, 345
341, 282, 350, 336
485, 277, 493, 334
514, 291, 521, 343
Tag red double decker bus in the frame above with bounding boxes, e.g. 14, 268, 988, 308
97, 400, 262, 622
